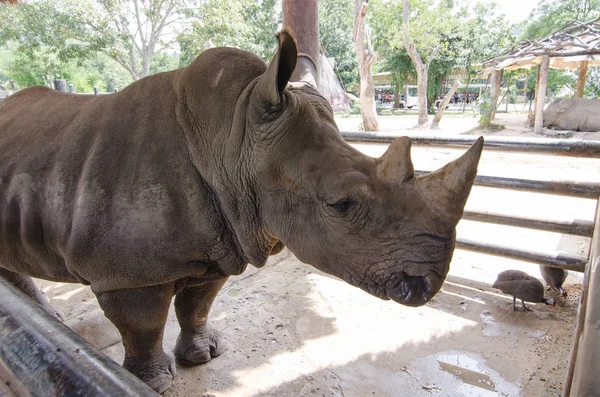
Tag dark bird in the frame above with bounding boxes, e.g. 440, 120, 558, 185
539, 265, 568, 298
492, 270, 555, 311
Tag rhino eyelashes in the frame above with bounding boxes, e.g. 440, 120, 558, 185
327, 198, 356, 214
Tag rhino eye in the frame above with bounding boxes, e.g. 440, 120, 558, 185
329, 198, 355, 214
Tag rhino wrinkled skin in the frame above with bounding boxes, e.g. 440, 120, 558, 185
0, 31, 483, 393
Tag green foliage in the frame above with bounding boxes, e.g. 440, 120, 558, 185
178, 0, 280, 67
1, 0, 191, 81
521, 0, 600, 40
585, 67, 600, 98
457, 2, 514, 80
319, 0, 358, 90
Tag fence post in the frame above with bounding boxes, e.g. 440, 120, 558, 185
69, 84, 74, 93
93, 86, 99, 96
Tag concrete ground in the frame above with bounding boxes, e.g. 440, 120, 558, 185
32, 113, 600, 396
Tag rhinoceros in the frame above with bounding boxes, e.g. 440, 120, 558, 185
543, 97, 600, 132
0, 31, 483, 393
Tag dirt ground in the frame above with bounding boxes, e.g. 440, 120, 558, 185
31, 112, 600, 397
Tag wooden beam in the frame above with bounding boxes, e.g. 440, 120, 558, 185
563, 199, 600, 396
489, 69, 503, 121
534, 55, 550, 134
575, 60, 589, 98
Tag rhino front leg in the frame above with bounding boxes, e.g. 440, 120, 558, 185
0, 268, 65, 321
174, 278, 228, 365
95, 284, 176, 394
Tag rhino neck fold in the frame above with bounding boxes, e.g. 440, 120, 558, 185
174, 64, 278, 274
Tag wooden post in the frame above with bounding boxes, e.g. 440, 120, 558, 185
575, 60, 589, 98
534, 55, 550, 134
564, 198, 600, 396
489, 69, 503, 121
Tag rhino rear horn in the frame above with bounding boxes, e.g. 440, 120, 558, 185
376, 136, 414, 183
416, 137, 484, 225
256, 30, 297, 105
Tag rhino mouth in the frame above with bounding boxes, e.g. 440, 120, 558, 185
385, 274, 437, 307
346, 270, 443, 307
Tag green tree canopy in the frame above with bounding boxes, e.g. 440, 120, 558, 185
177, 0, 280, 67
319, 0, 358, 90
522, 0, 600, 40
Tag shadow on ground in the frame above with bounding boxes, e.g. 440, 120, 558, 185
35, 247, 577, 397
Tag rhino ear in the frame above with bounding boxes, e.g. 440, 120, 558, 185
416, 137, 484, 225
256, 31, 298, 105
376, 137, 414, 183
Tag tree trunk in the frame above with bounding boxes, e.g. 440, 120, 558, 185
402, 0, 430, 129
283, 0, 319, 64
461, 81, 470, 113
283, 0, 319, 86
534, 55, 549, 134
430, 80, 459, 129
353, 0, 379, 131
393, 78, 401, 112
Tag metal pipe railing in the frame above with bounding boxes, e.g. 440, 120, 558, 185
462, 210, 595, 237
341, 131, 600, 158
415, 171, 600, 199
0, 278, 158, 397
456, 238, 588, 272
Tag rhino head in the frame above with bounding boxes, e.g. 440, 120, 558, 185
179, 31, 483, 307
225, 31, 484, 307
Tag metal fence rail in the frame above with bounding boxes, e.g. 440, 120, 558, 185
341, 132, 600, 158
346, 132, 599, 273
0, 278, 158, 397
344, 131, 600, 396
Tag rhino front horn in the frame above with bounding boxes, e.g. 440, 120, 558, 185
416, 137, 484, 225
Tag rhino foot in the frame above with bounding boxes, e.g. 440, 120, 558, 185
174, 325, 225, 365
124, 352, 176, 394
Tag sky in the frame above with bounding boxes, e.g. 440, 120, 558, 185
490, 0, 540, 24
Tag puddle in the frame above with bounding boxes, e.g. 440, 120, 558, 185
411, 351, 520, 396
438, 354, 496, 395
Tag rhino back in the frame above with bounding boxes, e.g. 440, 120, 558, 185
0, 73, 243, 291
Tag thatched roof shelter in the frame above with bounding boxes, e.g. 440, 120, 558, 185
480, 17, 600, 133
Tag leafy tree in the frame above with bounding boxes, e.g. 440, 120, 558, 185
519, 0, 600, 100
371, 0, 459, 127
1, 0, 193, 81
319, 0, 358, 90
354, 0, 379, 131
178, 0, 280, 67
585, 67, 600, 98
522, 0, 600, 40
457, 1, 513, 111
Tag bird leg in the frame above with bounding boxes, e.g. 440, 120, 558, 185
521, 299, 533, 311
512, 296, 521, 311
